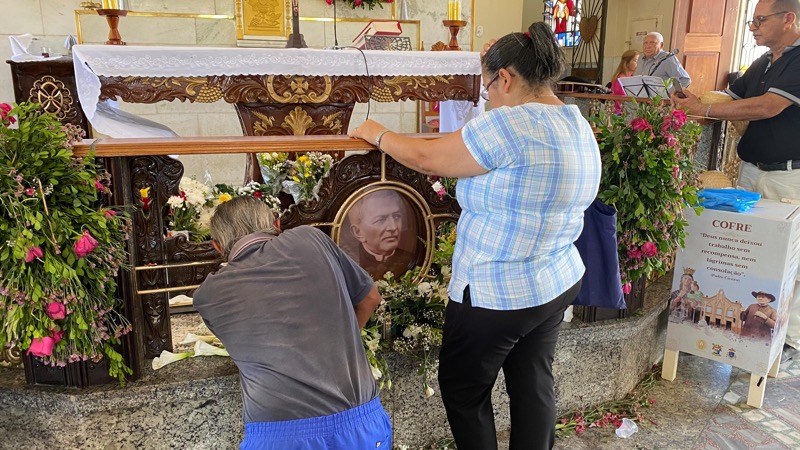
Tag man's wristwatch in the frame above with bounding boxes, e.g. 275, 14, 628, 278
375, 129, 391, 152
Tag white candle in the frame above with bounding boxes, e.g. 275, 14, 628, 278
102, 0, 123, 9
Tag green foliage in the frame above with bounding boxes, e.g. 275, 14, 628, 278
590, 100, 703, 289
0, 102, 132, 382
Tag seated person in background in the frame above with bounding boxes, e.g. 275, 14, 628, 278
634, 32, 691, 87
193, 196, 390, 450
348, 190, 414, 280
610, 49, 640, 113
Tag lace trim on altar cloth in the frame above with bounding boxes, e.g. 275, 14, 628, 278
72, 46, 481, 77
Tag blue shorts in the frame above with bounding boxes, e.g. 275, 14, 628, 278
240, 397, 392, 450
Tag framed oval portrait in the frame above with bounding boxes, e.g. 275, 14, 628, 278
334, 185, 433, 281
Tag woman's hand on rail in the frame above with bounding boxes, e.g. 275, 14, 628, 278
349, 119, 387, 148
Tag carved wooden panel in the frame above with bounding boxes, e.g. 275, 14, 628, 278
98, 74, 478, 105
688, 0, 726, 34
6, 57, 91, 134
684, 54, 720, 100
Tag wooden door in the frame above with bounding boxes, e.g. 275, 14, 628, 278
670, 0, 740, 94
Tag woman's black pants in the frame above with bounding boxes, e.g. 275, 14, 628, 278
438, 281, 581, 450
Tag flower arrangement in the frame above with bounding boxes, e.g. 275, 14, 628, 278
590, 99, 703, 292
165, 177, 212, 242
282, 152, 333, 203
365, 222, 455, 395
212, 181, 282, 216
0, 102, 132, 382
324, 0, 392, 9
429, 175, 457, 200
257, 152, 291, 196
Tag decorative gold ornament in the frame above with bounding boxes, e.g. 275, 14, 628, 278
282, 106, 313, 135
30, 76, 74, 121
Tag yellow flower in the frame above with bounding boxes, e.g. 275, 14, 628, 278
292, 176, 301, 182
139, 187, 150, 198
298, 155, 309, 163
218, 193, 232, 203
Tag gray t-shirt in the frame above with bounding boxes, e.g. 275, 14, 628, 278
193, 226, 378, 423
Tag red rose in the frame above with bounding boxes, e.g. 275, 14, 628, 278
670, 109, 687, 128
25, 246, 44, 263
641, 241, 658, 258
46, 302, 67, 320
27, 336, 56, 357
631, 118, 652, 132
74, 230, 99, 258
622, 283, 632, 294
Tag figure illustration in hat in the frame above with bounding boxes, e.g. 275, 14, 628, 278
740, 291, 778, 340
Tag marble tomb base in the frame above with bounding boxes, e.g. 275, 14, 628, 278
0, 276, 670, 449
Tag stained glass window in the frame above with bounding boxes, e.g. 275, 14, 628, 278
542, 0, 581, 47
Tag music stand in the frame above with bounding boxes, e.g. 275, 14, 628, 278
618, 75, 667, 98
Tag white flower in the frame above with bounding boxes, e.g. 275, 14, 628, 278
417, 282, 433, 296
424, 386, 435, 397
152, 350, 193, 370
431, 181, 444, 192
166, 195, 185, 208
403, 325, 421, 339
370, 365, 383, 380
179, 333, 218, 345
192, 340, 230, 357
441, 265, 451, 277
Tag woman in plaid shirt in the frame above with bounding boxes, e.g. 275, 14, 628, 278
351, 21, 601, 450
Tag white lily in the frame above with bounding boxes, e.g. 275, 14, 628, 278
371, 365, 383, 380
152, 350, 193, 370
424, 386, 436, 398
192, 340, 230, 357
179, 333, 218, 345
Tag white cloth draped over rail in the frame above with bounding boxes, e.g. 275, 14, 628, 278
71, 45, 483, 138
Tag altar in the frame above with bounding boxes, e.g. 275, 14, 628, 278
72, 45, 482, 181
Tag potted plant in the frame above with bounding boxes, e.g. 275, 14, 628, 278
0, 102, 132, 385
590, 99, 703, 295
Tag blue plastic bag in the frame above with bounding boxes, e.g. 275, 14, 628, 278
697, 188, 761, 213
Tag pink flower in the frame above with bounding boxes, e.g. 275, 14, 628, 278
74, 230, 99, 258
94, 181, 104, 190
104, 209, 118, 219
27, 336, 56, 357
355, 0, 362, 5
641, 241, 658, 258
25, 246, 43, 263
0, 103, 14, 125
622, 283, 632, 294
253, 191, 263, 199
673, 166, 680, 178
670, 109, 687, 128
631, 118, 652, 132
664, 132, 677, 147
24, 188, 35, 196
45, 302, 67, 320
51, 329, 64, 343
325, 0, 332, 4
627, 248, 642, 259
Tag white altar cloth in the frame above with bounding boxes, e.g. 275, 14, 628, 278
72, 45, 481, 138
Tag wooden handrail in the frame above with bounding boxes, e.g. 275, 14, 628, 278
71, 133, 444, 157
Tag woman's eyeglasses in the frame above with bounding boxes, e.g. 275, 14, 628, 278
480, 74, 500, 101
746, 11, 788, 29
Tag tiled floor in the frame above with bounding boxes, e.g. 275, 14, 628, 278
550, 345, 800, 450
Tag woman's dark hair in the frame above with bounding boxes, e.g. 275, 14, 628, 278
481, 22, 566, 89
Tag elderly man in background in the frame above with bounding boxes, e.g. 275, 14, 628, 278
673, 0, 800, 349
634, 31, 692, 87
193, 196, 390, 449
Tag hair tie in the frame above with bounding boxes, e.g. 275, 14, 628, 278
524, 31, 532, 39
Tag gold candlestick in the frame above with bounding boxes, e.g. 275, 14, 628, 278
97, 9, 128, 45
442, 20, 467, 51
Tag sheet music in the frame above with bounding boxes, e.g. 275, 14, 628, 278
617, 75, 668, 98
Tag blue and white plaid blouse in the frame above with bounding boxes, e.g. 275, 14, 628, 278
449, 103, 601, 310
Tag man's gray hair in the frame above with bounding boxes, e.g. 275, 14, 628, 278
771, 0, 800, 26
210, 196, 278, 259
646, 31, 665, 44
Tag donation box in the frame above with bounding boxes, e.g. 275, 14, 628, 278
665, 199, 800, 376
